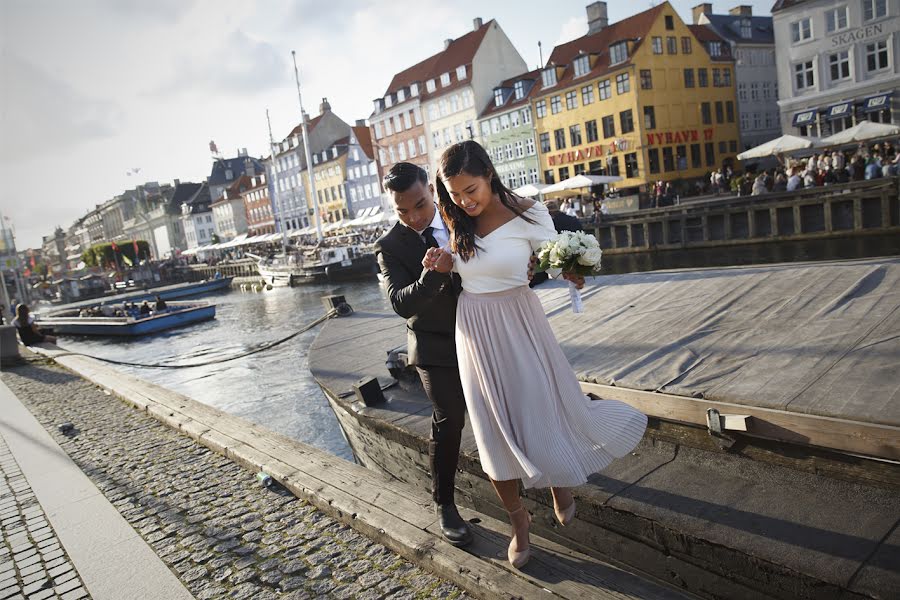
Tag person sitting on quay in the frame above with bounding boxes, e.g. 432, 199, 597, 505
12, 304, 56, 345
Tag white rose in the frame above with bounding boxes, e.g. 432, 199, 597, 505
577, 247, 602, 267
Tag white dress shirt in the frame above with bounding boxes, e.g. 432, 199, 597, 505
415, 205, 450, 249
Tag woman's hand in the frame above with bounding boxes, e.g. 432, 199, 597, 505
562, 271, 585, 290
423, 248, 453, 274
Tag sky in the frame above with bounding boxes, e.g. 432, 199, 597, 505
0, 0, 775, 250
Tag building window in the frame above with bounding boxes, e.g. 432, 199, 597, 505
582, 84, 595, 105
691, 144, 701, 168
551, 95, 562, 114
408, 139, 417, 158
730, 140, 738, 153
513, 80, 525, 100
794, 60, 815, 90
586, 119, 598, 143
505, 143, 514, 160
536, 100, 547, 118
866, 40, 889, 72
608, 157, 620, 176
526, 138, 535, 155
542, 68, 558, 87
530, 169, 539, 183
440, 72, 451, 86
515, 141, 525, 157
426, 79, 436, 93
864, 0, 887, 21
718, 141, 727, 155
713, 68, 722, 87
726, 101, 735, 123
652, 37, 663, 54
570, 124, 582, 147
610, 42, 628, 65
598, 79, 611, 100
826, 6, 849, 32
648, 148, 660, 174
709, 42, 723, 57
640, 69, 653, 89
723, 68, 732, 86
682, 36, 692, 54
419, 136, 426, 155
494, 89, 504, 107
667, 36, 678, 54
665, 15, 674, 30
684, 68, 695, 88
624, 153, 638, 178
573, 163, 586, 176
523, 107, 532, 124
500, 115, 510, 130
456, 65, 467, 80
791, 18, 812, 43
573, 55, 590, 77
559, 166, 570, 181
544, 170, 555, 184
620, 109, 634, 133
698, 68, 708, 87
615, 72, 630, 94
715, 101, 724, 124
540, 132, 551, 153
829, 50, 851, 81
701, 102, 712, 125
644, 106, 656, 130
566, 90, 578, 110
511, 111, 520, 127
480, 121, 491, 138
602, 115, 616, 138
663, 147, 675, 172
705, 142, 715, 167
554, 128, 566, 150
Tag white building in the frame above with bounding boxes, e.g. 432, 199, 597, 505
772, 0, 898, 137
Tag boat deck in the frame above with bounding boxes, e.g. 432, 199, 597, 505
309, 258, 900, 599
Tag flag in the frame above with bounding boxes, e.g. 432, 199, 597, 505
111, 241, 119, 252
121, 254, 133, 267
133, 239, 139, 256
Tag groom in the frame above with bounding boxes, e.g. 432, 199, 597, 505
374, 162, 472, 547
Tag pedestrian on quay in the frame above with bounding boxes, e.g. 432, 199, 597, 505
12, 304, 56, 345
423, 141, 646, 569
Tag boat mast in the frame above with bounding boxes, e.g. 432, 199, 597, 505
265, 109, 290, 251
292, 51, 323, 243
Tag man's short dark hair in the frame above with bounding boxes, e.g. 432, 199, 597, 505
383, 162, 427, 194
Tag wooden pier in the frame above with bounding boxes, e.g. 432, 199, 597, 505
595, 177, 900, 254
309, 258, 900, 600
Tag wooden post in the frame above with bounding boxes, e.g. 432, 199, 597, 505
747, 210, 756, 238
793, 205, 802, 235
769, 207, 778, 236
824, 201, 833, 232
853, 197, 863, 231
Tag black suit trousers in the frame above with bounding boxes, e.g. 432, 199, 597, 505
416, 365, 466, 505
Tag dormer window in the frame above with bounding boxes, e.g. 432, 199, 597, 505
385, 94, 393, 108
373, 99, 382, 114
609, 41, 628, 65
440, 72, 451, 87
410, 83, 419, 96
541, 67, 557, 88
494, 88, 504, 107
513, 80, 525, 100
426, 79, 436, 93
456, 65, 467, 80
397, 89, 406, 102
740, 18, 752, 38
313, 155, 319, 165
708, 41, 722, 57
573, 55, 590, 77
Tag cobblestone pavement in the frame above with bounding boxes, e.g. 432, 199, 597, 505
2, 357, 469, 600
0, 432, 90, 600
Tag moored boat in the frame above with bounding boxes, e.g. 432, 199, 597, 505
251, 246, 376, 286
37, 301, 216, 337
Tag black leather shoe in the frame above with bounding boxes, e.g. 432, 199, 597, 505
435, 503, 473, 547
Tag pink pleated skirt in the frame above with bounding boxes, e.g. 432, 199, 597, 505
456, 285, 647, 489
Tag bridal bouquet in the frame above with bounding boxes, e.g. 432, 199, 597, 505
535, 231, 602, 314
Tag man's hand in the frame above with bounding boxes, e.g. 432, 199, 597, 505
562, 271, 585, 290
422, 248, 453, 274
527, 255, 538, 281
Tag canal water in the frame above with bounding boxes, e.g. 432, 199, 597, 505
55, 234, 900, 461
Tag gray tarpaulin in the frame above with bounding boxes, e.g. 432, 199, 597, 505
535, 258, 900, 427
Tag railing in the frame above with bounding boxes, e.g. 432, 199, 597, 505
593, 177, 900, 253
179, 259, 258, 281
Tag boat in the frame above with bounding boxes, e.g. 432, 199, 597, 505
36, 301, 216, 336
250, 246, 376, 287
308, 258, 900, 600
50, 277, 233, 312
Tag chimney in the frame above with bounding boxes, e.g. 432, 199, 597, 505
444, 38, 453, 50
729, 5, 752, 16
473, 17, 483, 30
693, 3, 713, 24
174, 178, 180, 186
244, 157, 256, 177
319, 97, 331, 114
355, 119, 366, 127
302, 109, 310, 123
586, 2, 608, 34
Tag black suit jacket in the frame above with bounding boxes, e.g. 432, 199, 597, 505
374, 222, 462, 368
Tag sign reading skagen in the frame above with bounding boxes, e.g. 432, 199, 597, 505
645, 128, 715, 146
831, 23, 883, 47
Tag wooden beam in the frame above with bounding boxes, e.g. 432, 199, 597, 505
580, 381, 900, 462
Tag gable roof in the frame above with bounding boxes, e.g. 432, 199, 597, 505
170, 182, 203, 208
208, 156, 265, 187
771, 0, 807, 12
351, 125, 375, 160
538, 4, 667, 98
479, 68, 541, 118
702, 14, 774, 44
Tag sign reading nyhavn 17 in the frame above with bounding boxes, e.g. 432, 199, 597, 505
547, 140, 630, 166
646, 128, 715, 146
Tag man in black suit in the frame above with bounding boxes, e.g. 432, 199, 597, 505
374, 162, 472, 547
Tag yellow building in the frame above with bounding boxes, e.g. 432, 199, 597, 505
532, 1, 741, 194
311, 147, 349, 223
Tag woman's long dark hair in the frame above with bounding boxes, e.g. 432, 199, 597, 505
435, 140, 534, 261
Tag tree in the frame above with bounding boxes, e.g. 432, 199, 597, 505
81, 241, 151, 268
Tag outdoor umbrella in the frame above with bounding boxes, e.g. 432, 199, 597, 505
512, 183, 550, 197
736, 134, 821, 160
820, 121, 900, 146
542, 174, 622, 195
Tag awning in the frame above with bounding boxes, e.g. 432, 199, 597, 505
66, 253, 82, 261
861, 93, 892, 113
824, 102, 852, 120
792, 109, 817, 126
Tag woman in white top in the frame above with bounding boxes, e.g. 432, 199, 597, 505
423, 141, 646, 568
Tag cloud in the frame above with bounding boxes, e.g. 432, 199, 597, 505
0, 50, 122, 162
152, 30, 288, 95
554, 15, 587, 46
92, 0, 197, 23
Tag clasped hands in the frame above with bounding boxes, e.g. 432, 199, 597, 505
422, 250, 584, 289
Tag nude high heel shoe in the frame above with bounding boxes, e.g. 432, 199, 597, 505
552, 489, 576, 526
507, 506, 532, 569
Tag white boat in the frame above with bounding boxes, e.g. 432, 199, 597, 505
249, 245, 376, 287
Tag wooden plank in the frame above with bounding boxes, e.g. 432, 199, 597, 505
580, 382, 900, 461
